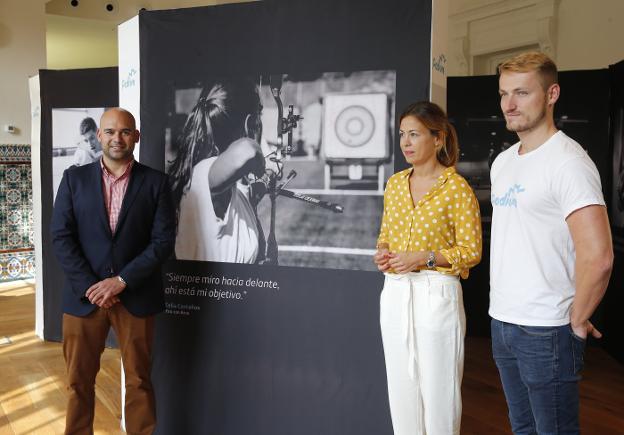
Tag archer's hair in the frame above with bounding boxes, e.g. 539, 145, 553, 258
79, 117, 97, 135
168, 78, 261, 211
399, 101, 459, 167
498, 51, 558, 90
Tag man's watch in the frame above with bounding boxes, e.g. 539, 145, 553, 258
117, 275, 127, 286
426, 251, 436, 268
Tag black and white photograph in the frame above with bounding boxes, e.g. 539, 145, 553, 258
51, 107, 105, 198
164, 70, 396, 271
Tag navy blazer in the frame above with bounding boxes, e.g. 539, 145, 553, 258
51, 161, 176, 317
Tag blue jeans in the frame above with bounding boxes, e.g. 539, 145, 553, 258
491, 318, 586, 435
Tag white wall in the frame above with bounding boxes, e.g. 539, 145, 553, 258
556, 0, 624, 71
44, 0, 246, 70
448, 0, 624, 76
431, 0, 450, 110
46, 15, 118, 69
0, 0, 47, 144
45, 0, 227, 21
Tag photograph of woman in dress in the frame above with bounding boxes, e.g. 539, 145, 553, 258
169, 78, 267, 264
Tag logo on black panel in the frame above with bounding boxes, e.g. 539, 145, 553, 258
122, 68, 137, 89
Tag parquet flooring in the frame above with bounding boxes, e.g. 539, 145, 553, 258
0, 280, 122, 435
1, 279, 623, 434
461, 335, 624, 434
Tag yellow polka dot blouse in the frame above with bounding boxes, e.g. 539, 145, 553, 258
377, 166, 482, 278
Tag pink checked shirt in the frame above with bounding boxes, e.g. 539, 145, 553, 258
101, 158, 134, 233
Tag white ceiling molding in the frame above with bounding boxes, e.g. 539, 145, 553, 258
536, 0, 558, 58
449, 0, 559, 76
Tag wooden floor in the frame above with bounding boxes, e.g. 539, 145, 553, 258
1, 280, 623, 434
0, 280, 123, 435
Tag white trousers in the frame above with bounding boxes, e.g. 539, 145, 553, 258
380, 271, 466, 435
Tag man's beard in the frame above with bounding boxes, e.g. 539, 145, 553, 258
505, 101, 548, 133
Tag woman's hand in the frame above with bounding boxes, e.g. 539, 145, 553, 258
374, 248, 391, 272
387, 252, 427, 274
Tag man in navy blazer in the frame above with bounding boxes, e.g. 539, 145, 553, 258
51, 108, 175, 435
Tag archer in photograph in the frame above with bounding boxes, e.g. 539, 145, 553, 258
169, 78, 268, 264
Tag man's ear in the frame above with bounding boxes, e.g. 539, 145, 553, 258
547, 83, 560, 106
134, 130, 141, 142
96, 128, 102, 142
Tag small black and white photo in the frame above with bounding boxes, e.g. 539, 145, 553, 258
163, 70, 396, 271
52, 107, 105, 198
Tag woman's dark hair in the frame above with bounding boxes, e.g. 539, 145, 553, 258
399, 101, 459, 167
169, 78, 261, 210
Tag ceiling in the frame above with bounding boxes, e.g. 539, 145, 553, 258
45, 0, 249, 24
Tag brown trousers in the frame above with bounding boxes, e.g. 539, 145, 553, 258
63, 304, 155, 435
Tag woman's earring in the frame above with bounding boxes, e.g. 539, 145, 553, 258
244, 114, 252, 138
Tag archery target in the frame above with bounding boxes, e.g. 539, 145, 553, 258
323, 93, 389, 159
335, 106, 375, 147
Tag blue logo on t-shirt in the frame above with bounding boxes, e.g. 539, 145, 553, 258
492, 184, 525, 208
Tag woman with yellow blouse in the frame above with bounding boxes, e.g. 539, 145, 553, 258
374, 101, 482, 435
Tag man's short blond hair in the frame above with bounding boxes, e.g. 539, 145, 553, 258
498, 51, 558, 89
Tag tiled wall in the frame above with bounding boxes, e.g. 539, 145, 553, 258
0, 144, 34, 281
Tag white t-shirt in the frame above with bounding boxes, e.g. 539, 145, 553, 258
175, 157, 260, 263
489, 131, 605, 326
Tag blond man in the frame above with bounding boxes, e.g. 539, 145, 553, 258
489, 52, 613, 434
